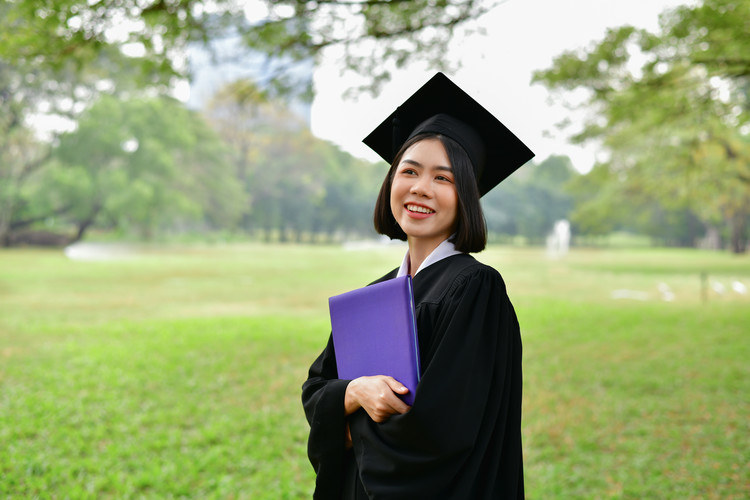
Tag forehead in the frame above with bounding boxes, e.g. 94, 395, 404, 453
401, 138, 450, 164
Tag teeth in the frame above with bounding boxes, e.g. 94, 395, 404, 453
406, 204, 435, 214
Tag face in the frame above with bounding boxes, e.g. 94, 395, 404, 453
389, 138, 458, 249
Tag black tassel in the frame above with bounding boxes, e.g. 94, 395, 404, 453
391, 109, 401, 159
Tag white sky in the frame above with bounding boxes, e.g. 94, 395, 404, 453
310, 0, 690, 173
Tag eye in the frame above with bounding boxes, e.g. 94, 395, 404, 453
436, 174, 453, 183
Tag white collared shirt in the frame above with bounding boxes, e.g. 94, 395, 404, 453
396, 238, 463, 277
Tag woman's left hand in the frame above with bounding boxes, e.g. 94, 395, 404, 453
344, 375, 411, 423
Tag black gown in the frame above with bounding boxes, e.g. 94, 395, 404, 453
301, 253, 523, 499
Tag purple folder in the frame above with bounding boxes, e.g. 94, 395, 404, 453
329, 275, 420, 406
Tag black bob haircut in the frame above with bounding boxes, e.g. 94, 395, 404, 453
373, 132, 487, 254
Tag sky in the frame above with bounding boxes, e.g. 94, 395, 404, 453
310, 0, 690, 173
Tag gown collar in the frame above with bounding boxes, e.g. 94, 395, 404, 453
396, 238, 463, 277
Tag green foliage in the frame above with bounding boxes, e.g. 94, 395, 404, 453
0, 0, 492, 243
2, 77, 389, 245
533, 0, 750, 253
246, 131, 383, 241
205, 80, 385, 242
0, 56, 55, 244
0, 0, 489, 98
483, 155, 577, 242
0, 244, 748, 497
665, 0, 750, 78
42, 95, 244, 239
563, 163, 620, 236
0, 0, 188, 89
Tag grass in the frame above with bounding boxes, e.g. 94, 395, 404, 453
2, 316, 319, 498
1, 243, 748, 498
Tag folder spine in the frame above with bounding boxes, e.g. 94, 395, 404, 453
406, 276, 420, 384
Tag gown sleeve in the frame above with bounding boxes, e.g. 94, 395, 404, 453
301, 335, 352, 499
350, 265, 523, 499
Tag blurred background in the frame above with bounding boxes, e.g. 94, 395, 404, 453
1, 0, 748, 498
1, 0, 747, 251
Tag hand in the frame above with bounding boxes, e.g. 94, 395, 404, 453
344, 375, 411, 423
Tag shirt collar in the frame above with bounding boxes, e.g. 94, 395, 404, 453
396, 238, 463, 277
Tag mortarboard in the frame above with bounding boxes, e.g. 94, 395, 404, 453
362, 72, 534, 196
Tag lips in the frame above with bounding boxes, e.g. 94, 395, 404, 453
406, 204, 435, 214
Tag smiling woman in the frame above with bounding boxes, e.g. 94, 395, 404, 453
389, 138, 458, 266
302, 72, 535, 499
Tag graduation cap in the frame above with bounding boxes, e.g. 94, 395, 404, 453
363, 72, 534, 196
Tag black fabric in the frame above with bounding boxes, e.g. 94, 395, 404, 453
408, 113, 486, 183
361, 72, 534, 196
302, 254, 524, 499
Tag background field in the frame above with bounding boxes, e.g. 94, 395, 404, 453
1, 243, 748, 499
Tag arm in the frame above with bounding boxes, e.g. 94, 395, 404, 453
301, 339, 412, 488
301, 336, 351, 498
343, 374, 411, 449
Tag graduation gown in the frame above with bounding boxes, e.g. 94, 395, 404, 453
301, 253, 523, 499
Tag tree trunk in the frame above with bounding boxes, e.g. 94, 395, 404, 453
730, 212, 747, 254
0, 205, 11, 247
69, 204, 102, 244
0, 178, 18, 247
0, 225, 9, 247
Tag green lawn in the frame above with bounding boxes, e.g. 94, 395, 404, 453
1, 243, 748, 498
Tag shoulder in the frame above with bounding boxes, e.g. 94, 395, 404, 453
416, 254, 506, 305
368, 268, 399, 286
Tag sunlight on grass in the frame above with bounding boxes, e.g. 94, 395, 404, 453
1, 243, 748, 498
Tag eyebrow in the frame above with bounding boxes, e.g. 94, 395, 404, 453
401, 159, 453, 172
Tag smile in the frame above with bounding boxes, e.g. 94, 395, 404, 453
406, 204, 435, 214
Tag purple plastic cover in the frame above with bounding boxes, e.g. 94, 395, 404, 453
329, 275, 420, 406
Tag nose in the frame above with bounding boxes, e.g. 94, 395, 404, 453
410, 176, 433, 197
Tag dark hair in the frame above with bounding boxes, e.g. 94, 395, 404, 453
373, 133, 487, 253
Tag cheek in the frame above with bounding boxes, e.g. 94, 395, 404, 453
444, 190, 459, 223
389, 179, 406, 213
442, 185, 458, 210
390, 194, 402, 220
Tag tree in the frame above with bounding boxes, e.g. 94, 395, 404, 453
0, 0, 495, 98
482, 155, 577, 243
533, 0, 750, 253
0, 60, 43, 245
205, 79, 383, 242
0, 0, 191, 245
664, 0, 750, 79
40, 95, 244, 241
312, 146, 384, 241
204, 79, 272, 230
0, 53, 76, 246
0, 0, 497, 245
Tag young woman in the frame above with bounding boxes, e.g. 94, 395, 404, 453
302, 73, 533, 499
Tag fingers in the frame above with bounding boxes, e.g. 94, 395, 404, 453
383, 376, 410, 395
348, 375, 411, 423
370, 388, 409, 422
378, 377, 410, 416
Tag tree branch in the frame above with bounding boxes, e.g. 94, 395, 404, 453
10, 204, 74, 231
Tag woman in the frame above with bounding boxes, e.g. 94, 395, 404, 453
302, 72, 534, 499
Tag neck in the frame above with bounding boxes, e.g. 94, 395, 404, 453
406, 237, 443, 276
